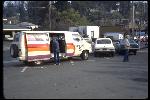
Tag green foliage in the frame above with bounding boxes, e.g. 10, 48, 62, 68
54, 1, 71, 12
18, 1, 27, 22
58, 8, 91, 26
111, 12, 124, 19
3, 1, 148, 30
4, 2, 17, 17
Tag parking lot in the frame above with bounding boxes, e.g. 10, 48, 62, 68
3, 41, 148, 99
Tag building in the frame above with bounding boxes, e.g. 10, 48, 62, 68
3, 24, 31, 40
3, 19, 38, 40
69, 26, 99, 39
100, 26, 125, 37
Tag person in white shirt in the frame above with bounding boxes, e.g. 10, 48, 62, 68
123, 35, 130, 62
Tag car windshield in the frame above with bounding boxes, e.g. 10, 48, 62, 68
129, 39, 136, 44
97, 39, 111, 44
120, 39, 136, 44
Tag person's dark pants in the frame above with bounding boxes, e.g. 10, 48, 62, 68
54, 51, 60, 65
123, 49, 129, 62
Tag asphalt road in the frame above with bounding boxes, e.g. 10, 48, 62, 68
3, 41, 148, 99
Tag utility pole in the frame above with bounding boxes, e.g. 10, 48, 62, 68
49, 1, 51, 30
132, 1, 135, 38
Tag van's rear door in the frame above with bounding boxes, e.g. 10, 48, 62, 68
26, 33, 50, 61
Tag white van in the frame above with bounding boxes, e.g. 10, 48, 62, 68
10, 31, 92, 65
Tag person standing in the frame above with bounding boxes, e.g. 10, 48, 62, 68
52, 37, 60, 65
123, 35, 130, 62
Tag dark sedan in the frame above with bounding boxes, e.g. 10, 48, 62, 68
114, 39, 139, 55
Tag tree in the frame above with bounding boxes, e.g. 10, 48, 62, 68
55, 8, 91, 30
119, 1, 130, 19
71, 1, 90, 17
111, 11, 123, 19
27, 1, 49, 26
17, 1, 27, 22
54, 1, 71, 12
4, 2, 17, 17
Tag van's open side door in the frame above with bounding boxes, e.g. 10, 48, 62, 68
25, 33, 51, 61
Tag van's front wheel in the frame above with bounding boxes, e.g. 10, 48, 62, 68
81, 51, 88, 60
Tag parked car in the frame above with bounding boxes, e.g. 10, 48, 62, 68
93, 38, 115, 57
115, 39, 139, 55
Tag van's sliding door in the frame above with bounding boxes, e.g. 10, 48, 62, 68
26, 33, 50, 61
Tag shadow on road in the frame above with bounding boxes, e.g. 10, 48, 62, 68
5, 57, 83, 68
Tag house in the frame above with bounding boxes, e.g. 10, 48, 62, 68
3, 21, 38, 40
3, 24, 31, 40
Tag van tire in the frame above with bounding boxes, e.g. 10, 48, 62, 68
94, 52, 98, 57
81, 51, 88, 60
10, 44, 19, 58
133, 51, 137, 55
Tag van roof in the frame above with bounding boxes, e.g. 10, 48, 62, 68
21, 31, 79, 34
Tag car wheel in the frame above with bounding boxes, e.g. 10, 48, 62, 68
134, 51, 137, 55
10, 44, 19, 58
111, 52, 115, 57
81, 51, 88, 60
94, 52, 98, 57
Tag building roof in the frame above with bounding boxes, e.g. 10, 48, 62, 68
3, 24, 31, 31
100, 26, 125, 35
18, 22, 37, 26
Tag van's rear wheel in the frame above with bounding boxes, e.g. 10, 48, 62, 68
10, 44, 19, 58
94, 52, 98, 57
81, 51, 88, 60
